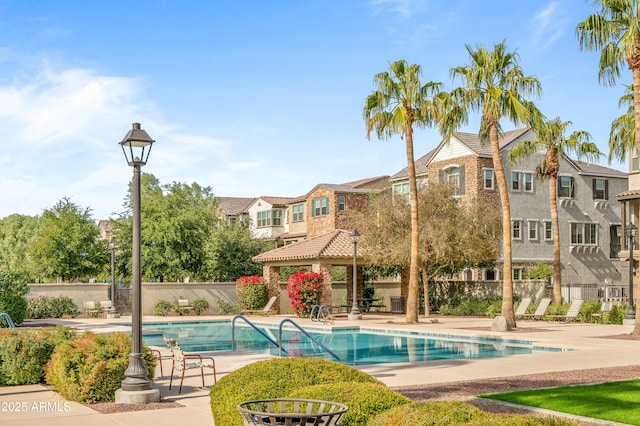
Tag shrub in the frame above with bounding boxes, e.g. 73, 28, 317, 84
218, 299, 242, 315
287, 270, 323, 317
287, 382, 410, 426
210, 357, 381, 426
0, 271, 28, 325
368, 401, 577, 425
154, 299, 174, 316
26, 296, 79, 319
0, 327, 73, 385
438, 297, 502, 317
236, 275, 268, 310
45, 331, 156, 403
609, 303, 626, 324
192, 298, 209, 315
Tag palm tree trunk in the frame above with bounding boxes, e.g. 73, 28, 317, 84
405, 126, 420, 324
549, 176, 562, 305
421, 268, 430, 317
630, 66, 640, 334
488, 124, 515, 328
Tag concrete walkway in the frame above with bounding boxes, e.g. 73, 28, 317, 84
2, 314, 639, 425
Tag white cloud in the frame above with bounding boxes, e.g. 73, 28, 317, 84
368, 0, 426, 19
530, 2, 564, 48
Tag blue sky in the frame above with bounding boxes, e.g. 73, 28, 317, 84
0, 0, 630, 220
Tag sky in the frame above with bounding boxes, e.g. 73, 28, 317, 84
0, 0, 632, 221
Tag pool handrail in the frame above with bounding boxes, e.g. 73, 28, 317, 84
278, 318, 340, 361
0, 312, 15, 329
231, 315, 284, 353
309, 305, 334, 325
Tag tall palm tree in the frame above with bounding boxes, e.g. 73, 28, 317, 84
444, 40, 542, 329
609, 84, 635, 163
363, 60, 444, 323
509, 117, 602, 306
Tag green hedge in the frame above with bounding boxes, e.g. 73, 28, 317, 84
210, 358, 382, 426
0, 327, 73, 385
45, 332, 156, 403
26, 296, 79, 319
0, 271, 28, 325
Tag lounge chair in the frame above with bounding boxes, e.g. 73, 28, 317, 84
177, 299, 195, 315
99, 300, 116, 317
83, 301, 99, 317
523, 298, 551, 320
591, 301, 612, 323
514, 297, 532, 320
547, 299, 584, 322
241, 296, 277, 316
165, 337, 216, 394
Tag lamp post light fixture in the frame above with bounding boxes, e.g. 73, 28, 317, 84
626, 223, 637, 320
348, 229, 362, 321
115, 123, 159, 404
109, 236, 117, 308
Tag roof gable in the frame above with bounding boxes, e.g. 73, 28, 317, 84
253, 229, 357, 263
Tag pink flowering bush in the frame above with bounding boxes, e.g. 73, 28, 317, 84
236, 275, 268, 310
287, 270, 324, 317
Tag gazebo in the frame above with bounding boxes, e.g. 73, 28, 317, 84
252, 229, 363, 313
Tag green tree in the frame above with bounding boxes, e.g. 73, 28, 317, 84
30, 197, 107, 282
0, 214, 41, 281
207, 223, 268, 282
509, 117, 602, 306
0, 271, 28, 325
363, 60, 445, 323
609, 84, 635, 163
445, 40, 542, 329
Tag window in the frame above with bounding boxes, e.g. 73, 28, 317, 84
442, 166, 463, 196
511, 171, 520, 191
462, 269, 473, 281
592, 178, 609, 200
633, 145, 639, 172
257, 210, 271, 227
558, 176, 574, 198
544, 221, 553, 241
311, 197, 329, 217
484, 269, 496, 280
272, 209, 282, 226
338, 195, 346, 211
610, 225, 621, 258
512, 268, 523, 280
524, 172, 534, 192
483, 168, 495, 190
292, 204, 304, 222
392, 182, 409, 200
571, 222, 598, 245
512, 220, 522, 240
528, 220, 538, 240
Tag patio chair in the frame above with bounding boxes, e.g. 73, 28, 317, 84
83, 301, 99, 317
164, 337, 216, 394
178, 299, 195, 315
99, 300, 116, 317
241, 295, 277, 316
514, 297, 532, 320
547, 299, 584, 322
591, 301, 612, 323
523, 298, 551, 320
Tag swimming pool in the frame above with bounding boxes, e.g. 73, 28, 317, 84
141, 320, 566, 366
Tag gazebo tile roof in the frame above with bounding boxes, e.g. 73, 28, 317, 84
252, 229, 355, 263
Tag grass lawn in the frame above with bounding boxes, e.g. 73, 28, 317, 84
479, 379, 640, 425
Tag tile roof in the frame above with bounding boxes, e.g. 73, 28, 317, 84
615, 189, 640, 201
253, 229, 357, 263
216, 197, 255, 215
256, 196, 298, 206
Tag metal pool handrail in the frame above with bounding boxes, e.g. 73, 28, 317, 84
231, 315, 284, 353
278, 318, 340, 361
310, 305, 334, 325
0, 312, 15, 329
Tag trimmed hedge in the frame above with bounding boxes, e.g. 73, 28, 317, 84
210, 358, 382, 426
0, 327, 73, 385
45, 332, 156, 403
26, 296, 79, 319
0, 271, 28, 325
368, 401, 578, 425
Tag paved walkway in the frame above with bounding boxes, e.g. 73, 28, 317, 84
2, 314, 639, 425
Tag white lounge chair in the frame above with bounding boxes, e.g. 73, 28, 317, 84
591, 301, 612, 323
514, 297, 532, 320
523, 298, 551, 320
548, 299, 584, 322
241, 296, 277, 316
178, 299, 195, 315
165, 337, 216, 393
83, 301, 99, 317
99, 300, 116, 317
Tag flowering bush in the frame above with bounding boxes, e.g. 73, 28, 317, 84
287, 270, 324, 317
236, 275, 268, 310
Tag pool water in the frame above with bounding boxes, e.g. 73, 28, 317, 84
141, 320, 565, 366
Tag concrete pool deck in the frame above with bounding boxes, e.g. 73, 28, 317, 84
2, 314, 640, 425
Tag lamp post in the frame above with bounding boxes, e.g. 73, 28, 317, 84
115, 123, 159, 404
626, 223, 637, 320
109, 237, 117, 309
348, 229, 362, 321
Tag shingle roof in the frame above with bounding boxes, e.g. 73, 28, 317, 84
216, 197, 255, 215
570, 160, 627, 178
257, 196, 298, 207
390, 148, 436, 181
253, 229, 357, 263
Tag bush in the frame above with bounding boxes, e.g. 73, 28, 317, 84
287, 382, 410, 426
368, 401, 578, 425
0, 327, 73, 385
192, 298, 209, 315
438, 297, 502, 317
210, 357, 381, 426
154, 299, 174, 316
287, 270, 323, 317
0, 271, 28, 325
218, 299, 242, 315
609, 303, 626, 324
27, 296, 79, 319
45, 332, 156, 403
236, 275, 268, 310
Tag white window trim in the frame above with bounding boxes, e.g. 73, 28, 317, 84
511, 171, 521, 192
528, 220, 538, 241
483, 168, 495, 190
512, 219, 523, 240
523, 172, 534, 193
543, 220, 553, 241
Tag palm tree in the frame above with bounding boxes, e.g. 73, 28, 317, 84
444, 40, 542, 329
363, 60, 444, 323
509, 117, 602, 306
609, 84, 634, 163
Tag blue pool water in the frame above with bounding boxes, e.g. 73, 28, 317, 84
141, 320, 565, 366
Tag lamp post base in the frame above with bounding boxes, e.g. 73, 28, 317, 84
115, 388, 160, 405
348, 312, 362, 321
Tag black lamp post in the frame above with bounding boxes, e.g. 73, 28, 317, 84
348, 229, 362, 320
115, 123, 159, 404
626, 223, 637, 320
109, 236, 117, 309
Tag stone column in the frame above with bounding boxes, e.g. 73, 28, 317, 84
263, 265, 281, 314
312, 263, 333, 307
